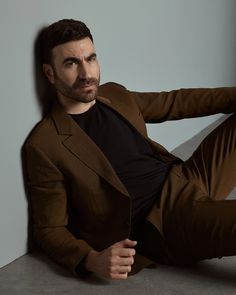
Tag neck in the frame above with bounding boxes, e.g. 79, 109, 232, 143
57, 95, 96, 114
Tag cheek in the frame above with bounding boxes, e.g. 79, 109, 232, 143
92, 63, 100, 79
57, 70, 78, 85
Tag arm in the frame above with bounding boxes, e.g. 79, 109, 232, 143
24, 143, 93, 276
130, 87, 236, 123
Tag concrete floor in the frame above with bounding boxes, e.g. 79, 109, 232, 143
1, 251, 236, 295
1, 115, 236, 295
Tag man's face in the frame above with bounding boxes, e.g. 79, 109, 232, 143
43, 37, 100, 103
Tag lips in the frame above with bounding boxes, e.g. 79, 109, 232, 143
79, 83, 95, 90
75, 79, 97, 89
82, 82, 95, 87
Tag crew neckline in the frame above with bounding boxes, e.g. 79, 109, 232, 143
69, 102, 97, 118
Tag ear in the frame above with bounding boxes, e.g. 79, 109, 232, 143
43, 64, 55, 84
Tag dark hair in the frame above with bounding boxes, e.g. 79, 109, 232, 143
41, 19, 93, 64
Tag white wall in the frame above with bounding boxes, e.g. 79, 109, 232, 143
0, 0, 235, 268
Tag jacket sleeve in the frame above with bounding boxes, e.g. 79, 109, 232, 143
24, 143, 93, 276
129, 87, 236, 123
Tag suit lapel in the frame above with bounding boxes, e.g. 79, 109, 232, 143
51, 101, 129, 197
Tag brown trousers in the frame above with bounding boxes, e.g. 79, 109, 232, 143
136, 113, 236, 266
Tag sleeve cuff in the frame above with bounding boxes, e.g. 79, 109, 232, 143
75, 256, 93, 278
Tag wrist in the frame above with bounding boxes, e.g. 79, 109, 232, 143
84, 249, 99, 272
75, 257, 92, 277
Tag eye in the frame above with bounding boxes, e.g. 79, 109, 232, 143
63, 58, 80, 68
65, 61, 75, 68
88, 55, 97, 62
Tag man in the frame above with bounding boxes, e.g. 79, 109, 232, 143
24, 19, 236, 280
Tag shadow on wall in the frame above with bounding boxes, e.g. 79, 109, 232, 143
33, 26, 57, 116
21, 27, 58, 252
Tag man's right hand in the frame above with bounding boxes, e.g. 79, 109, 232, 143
84, 238, 137, 280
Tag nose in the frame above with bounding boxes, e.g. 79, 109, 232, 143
79, 61, 91, 79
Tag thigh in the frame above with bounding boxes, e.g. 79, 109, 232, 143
169, 198, 236, 264
146, 165, 208, 265
183, 114, 236, 200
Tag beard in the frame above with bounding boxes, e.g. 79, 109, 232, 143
53, 71, 100, 103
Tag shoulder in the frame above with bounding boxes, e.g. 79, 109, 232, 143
99, 81, 127, 90
98, 82, 128, 97
24, 115, 56, 151
23, 113, 66, 167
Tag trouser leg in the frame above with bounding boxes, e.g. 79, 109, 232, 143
155, 114, 236, 265
183, 113, 236, 200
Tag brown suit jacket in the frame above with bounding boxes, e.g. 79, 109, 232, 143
24, 82, 236, 275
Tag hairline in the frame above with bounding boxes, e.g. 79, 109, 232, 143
47, 36, 94, 65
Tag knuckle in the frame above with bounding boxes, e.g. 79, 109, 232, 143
110, 273, 116, 280
110, 257, 117, 265
108, 265, 115, 273
122, 273, 128, 279
127, 266, 132, 272
110, 247, 116, 256
128, 249, 134, 256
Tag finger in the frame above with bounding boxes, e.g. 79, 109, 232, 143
110, 247, 135, 259
114, 238, 137, 248
116, 265, 132, 273
123, 238, 137, 247
109, 272, 128, 280
117, 256, 134, 266
110, 264, 132, 274
116, 248, 136, 257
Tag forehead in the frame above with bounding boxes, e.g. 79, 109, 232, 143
52, 37, 95, 60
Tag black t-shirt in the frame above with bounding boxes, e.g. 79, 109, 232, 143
70, 101, 170, 226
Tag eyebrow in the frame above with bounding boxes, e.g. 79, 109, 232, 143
62, 53, 97, 65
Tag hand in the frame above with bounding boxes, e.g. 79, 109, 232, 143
84, 238, 137, 280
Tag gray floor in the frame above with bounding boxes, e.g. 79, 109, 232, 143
2, 252, 236, 295
1, 115, 236, 295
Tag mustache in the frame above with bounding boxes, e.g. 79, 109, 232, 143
73, 78, 98, 89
